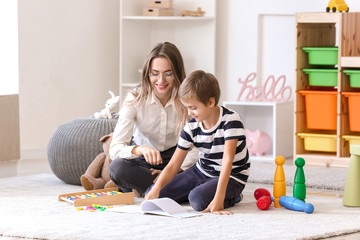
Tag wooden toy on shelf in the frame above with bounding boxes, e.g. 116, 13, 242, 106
58, 187, 134, 207
326, 0, 349, 12
180, 7, 205, 17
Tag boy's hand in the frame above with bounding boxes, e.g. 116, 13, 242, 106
132, 146, 163, 165
144, 188, 160, 200
202, 199, 233, 215
150, 168, 162, 183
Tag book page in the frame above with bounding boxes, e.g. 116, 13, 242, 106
141, 198, 202, 218
107, 204, 142, 214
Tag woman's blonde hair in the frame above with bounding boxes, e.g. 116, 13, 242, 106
127, 42, 188, 131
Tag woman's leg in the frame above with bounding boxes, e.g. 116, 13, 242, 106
188, 178, 245, 211
109, 146, 176, 194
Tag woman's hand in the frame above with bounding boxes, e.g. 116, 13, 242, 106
150, 169, 162, 183
202, 199, 233, 215
132, 146, 163, 165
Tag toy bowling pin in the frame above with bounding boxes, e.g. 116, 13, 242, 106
273, 156, 286, 207
343, 144, 360, 207
279, 196, 314, 214
293, 157, 306, 202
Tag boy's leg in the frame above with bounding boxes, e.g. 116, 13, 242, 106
109, 146, 176, 194
188, 178, 245, 211
150, 165, 207, 203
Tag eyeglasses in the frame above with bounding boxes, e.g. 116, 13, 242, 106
149, 71, 174, 81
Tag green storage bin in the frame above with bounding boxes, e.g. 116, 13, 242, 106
343, 70, 360, 88
302, 47, 338, 65
302, 69, 338, 87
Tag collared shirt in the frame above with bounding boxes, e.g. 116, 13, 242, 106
109, 91, 179, 160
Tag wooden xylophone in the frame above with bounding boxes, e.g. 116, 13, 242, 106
58, 187, 134, 207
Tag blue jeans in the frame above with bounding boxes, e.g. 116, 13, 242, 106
146, 165, 245, 211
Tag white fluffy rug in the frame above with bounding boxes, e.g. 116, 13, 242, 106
0, 173, 360, 240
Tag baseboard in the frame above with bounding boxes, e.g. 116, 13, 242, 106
21, 148, 47, 160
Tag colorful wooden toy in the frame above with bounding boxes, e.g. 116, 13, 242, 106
257, 196, 273, 210
279, 196, 314, 214
293, 157, 306, 202
58, 187, 134, 207
273, 156, 286, 207
254, 188, 271, 201
326, 0, 349, 12
254, 188, 273, 210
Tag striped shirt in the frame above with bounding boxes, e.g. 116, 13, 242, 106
177, 106, 250, 185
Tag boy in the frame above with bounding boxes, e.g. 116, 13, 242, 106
145, 70, 250, 215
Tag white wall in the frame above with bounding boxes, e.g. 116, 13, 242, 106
219, 0, 360, 102
18, 0, 119, 158
0, 1, 18, 95
17, 0, 360, 158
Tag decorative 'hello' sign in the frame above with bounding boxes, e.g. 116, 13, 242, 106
237, 73, 292, 102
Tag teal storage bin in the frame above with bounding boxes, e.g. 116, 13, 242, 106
343, 70, 360, 88
302, 47, 338, 65
302, 69, 338, 87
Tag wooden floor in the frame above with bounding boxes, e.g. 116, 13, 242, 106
0, 158, 52, 179
0, 158, 359, 239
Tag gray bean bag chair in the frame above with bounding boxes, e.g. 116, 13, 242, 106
47, 117, 118, 185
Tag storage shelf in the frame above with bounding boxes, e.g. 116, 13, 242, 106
122, 16, 215, 21
294, 154, 349, 168
121, 83, 139, 87
296, 12, 341, 23
119, 0, 216, 102
294, 12, 360, 168
224, 101, 293, 163
341, 57, 360, 68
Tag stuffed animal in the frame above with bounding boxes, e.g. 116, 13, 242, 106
80, 133, 117, 190
94, 91, 120, 119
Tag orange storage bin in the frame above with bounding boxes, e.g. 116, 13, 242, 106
342, 92, 360, 132
299, 90, 338, 130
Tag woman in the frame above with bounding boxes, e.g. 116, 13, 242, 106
109, 42, 189, 196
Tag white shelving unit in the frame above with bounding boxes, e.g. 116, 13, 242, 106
119, 0, 217, 101
223, 101, 293, 162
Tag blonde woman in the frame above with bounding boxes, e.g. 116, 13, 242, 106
109, 42, 189, 196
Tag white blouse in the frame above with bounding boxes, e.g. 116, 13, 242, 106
109, 91, 179, 160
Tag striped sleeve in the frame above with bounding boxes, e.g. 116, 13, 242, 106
177, 123, 194, 151
223, 111, 246, 141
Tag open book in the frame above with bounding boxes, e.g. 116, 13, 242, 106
140, 198, 202, 218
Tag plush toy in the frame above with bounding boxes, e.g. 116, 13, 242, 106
94, 91, 120, 119
80, 133, 117, 190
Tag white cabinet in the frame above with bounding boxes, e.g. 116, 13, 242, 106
119, 0, 217, 101
223, 101, 293, 162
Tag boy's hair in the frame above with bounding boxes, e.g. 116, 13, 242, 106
179, 70, 220, 106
